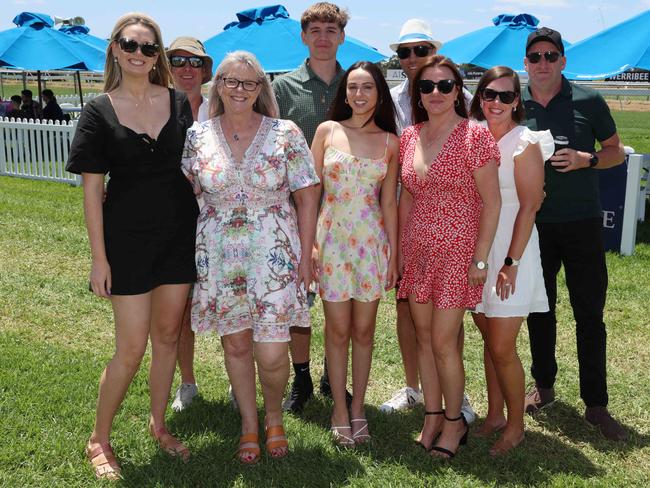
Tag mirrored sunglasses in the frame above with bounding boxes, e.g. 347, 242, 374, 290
417, 79, 456, 95
526, 51, 561, 64
169, 55, 204, 68
118, 38, 159, 57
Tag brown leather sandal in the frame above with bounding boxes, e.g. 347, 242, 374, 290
237, 433, 261, 464
149, 425, 190, 462
265, 424, 289, 459
86, 442, 122, 480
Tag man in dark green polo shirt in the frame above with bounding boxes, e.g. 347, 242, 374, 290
272, 2, 348, 413
522, 27, 627, 441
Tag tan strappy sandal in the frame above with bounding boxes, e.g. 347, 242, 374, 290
149, 425, 190, 462
86, 442, 122, 480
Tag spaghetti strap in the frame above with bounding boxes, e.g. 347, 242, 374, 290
382, 132, 390, 159
329, 121, 336, 146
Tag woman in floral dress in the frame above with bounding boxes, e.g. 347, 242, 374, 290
312, 62, 400, 446
398, 55, 501, 459
181, 51, 320, 464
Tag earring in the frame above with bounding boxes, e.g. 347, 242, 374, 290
152, 65, 157, 71
513, 106, 517, 112
454, 99, 460, 107
344, 97, 349, 105
113, 57, 118, 63
418, 100, 423, 108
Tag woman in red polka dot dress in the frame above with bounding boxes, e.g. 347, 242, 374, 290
397, 56, 501, 459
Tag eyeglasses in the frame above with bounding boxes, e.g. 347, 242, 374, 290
169, 55, 204, 68
482, 88, 517, 104
417, 79, 456, 95
118, 38, 159, 57
220, 77, 260, 91
396, 45, 433, 59
526, 51, 561, 64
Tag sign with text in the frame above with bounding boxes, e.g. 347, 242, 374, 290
599, 157, 628, 251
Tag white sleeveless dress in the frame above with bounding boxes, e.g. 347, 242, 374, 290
475, 125, 553, 317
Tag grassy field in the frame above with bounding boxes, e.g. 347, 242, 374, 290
1, 113, 649, 487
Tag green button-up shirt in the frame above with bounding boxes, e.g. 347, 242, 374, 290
522, 76, 617, 223
272, 59, 344, 147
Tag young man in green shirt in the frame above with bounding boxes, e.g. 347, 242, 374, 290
522, 27, 627, 441
272, 2, 348, 413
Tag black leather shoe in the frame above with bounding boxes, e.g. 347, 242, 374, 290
282, 374, 313, 413
319, 374, 352, 407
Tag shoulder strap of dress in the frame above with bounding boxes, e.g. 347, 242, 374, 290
329, 121, 336, 146
383, 131, 390, 159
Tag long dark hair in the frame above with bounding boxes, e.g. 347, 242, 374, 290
411, 55, 467, 124
328, 61, 398, 135
469, 66, 525, 123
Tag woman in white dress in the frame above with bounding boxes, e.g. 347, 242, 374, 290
469, 66, 552, 456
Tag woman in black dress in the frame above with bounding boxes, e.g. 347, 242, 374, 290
66, 12, 197, 479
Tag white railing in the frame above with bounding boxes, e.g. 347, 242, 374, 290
0, 117, 80, 185
57, 92, 101, 106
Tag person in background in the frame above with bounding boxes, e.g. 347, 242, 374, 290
7, 95, 27, 119
165, 36, 214, 413
522, 27, 627, 441
311, 61, 399, 446
21, 89, 42, 119
41, 89, 65, 121
469, 66, 551, 456
380, 18, 476, 426
66, 12, 197, 479
182, 51, 320, 463
398, 55, 500, 459
272, 1, 352, 413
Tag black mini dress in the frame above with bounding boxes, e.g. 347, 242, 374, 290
66, 89, 199, 295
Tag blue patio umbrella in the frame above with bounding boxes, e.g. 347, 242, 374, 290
203, 5, 386, 73
563, 10, 650, 80
58, 24, 109, 52
0, 12, 105, 71
439, 14, 571, 72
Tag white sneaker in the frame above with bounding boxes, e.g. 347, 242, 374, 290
461, 393, 476, 425
379, 386, 423, 413
171, 383, 198, 412
228, 384, 239, 411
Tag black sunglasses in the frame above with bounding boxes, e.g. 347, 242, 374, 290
169, 55, 204, 68
482, 88, 517, 104
526, 51, 561, 64
118, 38, 159, 57
417, 79, 456, 95
396, 45, 433, 59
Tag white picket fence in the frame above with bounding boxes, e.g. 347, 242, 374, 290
0, 117, 80, 185
57, 93, 101, 106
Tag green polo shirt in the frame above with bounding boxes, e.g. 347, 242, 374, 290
522, 76, 617, 223
272, 59, 344, 147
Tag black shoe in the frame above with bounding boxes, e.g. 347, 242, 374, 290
282, 374, 313, 413
319, 374, 353, 407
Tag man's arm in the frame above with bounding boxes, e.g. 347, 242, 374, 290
550, 132, 625, 172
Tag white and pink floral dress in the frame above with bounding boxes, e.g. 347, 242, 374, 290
181, 116, 319, 342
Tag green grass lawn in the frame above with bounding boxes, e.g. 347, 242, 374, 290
1, 112, 649, 487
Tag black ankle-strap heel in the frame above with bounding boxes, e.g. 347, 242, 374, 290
430, 412, 469, 459
415, 410, 444, 451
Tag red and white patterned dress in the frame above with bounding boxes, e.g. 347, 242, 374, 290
397, 119, 500, 308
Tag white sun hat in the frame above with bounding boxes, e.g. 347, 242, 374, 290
390, 19, 442, 52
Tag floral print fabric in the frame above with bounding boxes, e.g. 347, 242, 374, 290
181, 116, 320, 342
316, 145, 390, 302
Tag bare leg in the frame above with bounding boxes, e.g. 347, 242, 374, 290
430, 307, 467, 458
396, 299, 420, 389
323, 300, 352, 429
89, 293, 151, 448
289, 327, 311, 363
149, 284, 190, 430
255, 341, 290, 457
472, 312, 506, 434
485, 316, 525, 454
408, 297, 443, 449
176, 296, 196, 385
222, 329, 258, 462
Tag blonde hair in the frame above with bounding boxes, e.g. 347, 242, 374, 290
103, 12, 171, 92
208, 51, 278, 119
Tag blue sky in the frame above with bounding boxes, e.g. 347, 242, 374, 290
3, 0, 649, 55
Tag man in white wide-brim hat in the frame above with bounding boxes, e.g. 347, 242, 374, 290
381, 19, 477, 430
